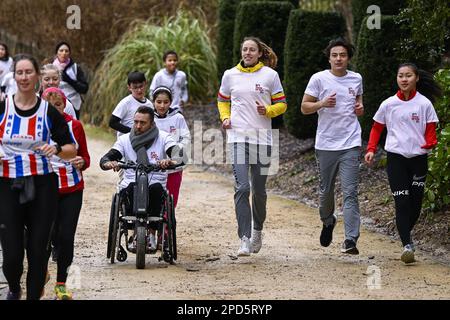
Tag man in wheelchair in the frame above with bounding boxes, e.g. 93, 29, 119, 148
100, 106, 181, 252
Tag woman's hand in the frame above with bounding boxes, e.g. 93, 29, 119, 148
364, 152, 375, 166
69, 156, 85, 170
256, 101, 266, 115
222, 118, 231, 129
35, 144, 58, 157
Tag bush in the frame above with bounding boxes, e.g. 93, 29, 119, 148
217, 0, 244, 80
424, 69, 450, 211
354, 15, 401, 140
84, 11, 217, 126
283, 9, 346, 139
395, 0, 450, 71
233, 1, 295, 81
352, 0, 406, 41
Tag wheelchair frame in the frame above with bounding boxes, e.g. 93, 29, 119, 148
107, 161, 178, 269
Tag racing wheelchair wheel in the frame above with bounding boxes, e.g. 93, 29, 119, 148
169, 194, 177, 262
109, 193, 121, 264
136, 225, 147, 269
162, 195, 175, 264
107, 193, 118, 258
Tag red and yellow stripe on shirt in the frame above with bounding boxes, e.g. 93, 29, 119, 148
266, 91, 287, 118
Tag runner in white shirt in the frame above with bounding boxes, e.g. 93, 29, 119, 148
152, 86, 190, 209
0, 43, 13, 87
218, 37, 287, 257
149, 51, 188, 112
39, 64, 77, 119
301, 38, 364, 255
110, 71, 153, 137
364, 63, 441, 264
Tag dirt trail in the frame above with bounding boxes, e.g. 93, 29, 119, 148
3, 136, 449, 300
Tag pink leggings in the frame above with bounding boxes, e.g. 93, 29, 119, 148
167, 171, 183, 208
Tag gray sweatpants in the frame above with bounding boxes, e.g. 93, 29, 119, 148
315, 147, 361, 242
230, 143, 271, 239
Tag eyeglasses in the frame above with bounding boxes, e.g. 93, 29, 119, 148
130, 84, 145, 90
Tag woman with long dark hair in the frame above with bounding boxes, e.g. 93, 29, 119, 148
217, 37, 287, 256
365, 63, 442, 264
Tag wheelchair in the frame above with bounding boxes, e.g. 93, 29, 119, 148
106, 161, 179, 269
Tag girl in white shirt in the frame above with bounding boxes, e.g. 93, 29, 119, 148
365, 63, 442, 264
152, 86, 190, 208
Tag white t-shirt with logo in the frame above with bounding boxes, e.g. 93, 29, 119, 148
112, 94, 153, 137
219, 66, 283, 145
149, 69, 188, 110
373, 92, 439, 158
112, 131, 176, 189
154, 112, 190, 148
305, 70, 363, 151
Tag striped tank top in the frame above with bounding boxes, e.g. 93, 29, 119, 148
50, 120, 83, 189
0, 96, 53, 178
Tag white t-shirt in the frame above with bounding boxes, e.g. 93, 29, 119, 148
149, 69, 188, 110
219, 65, 284, 145
155, 110, 191, 170
112, 131, 176, 190
305, 70, 363, 151
1, 71, 17, 96
373, 92, 439, 158
0, 57, 13, 85
154, 110, 190, 148
112, 94, 153, 137
64, 100, 77, 119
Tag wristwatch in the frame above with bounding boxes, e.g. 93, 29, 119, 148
55, 144, 62, 155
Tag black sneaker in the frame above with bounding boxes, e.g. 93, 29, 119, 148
6, 289, 22, 300
341, 239, 359, 255
320, 215, 337, 247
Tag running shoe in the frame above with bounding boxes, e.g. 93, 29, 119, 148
54, 283, 73, 300
6, 289, 22, 300
320, 214, 337, 247
401, 244, 416, 264
250, 229, 262, 253
237, 236, 251, 256
341, 239, 359, 255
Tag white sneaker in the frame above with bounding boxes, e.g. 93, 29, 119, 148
401, 244, 416, 264
147, 233, 157, 253
250, 229, 262, 253
237, 236, 251, 256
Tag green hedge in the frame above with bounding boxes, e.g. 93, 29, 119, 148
283, 10, 346, 139
352, 0, 406, 41
354, 15, 401, 140
425, 69, 450, 211
217, 0, 244, 80
233, 1, 295, 81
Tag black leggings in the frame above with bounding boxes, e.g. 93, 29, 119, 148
52, 190, 83, 283
386, 152, 428, 246
0, 174, 58, 300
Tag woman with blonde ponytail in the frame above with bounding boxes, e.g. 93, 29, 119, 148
217, 36, 287, 256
